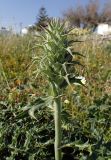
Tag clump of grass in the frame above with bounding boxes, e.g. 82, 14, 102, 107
0, 34, 46, 103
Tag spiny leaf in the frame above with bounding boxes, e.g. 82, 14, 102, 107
66, 47, 73, 56
72, 51, 85, 57
70, 61, 84, 67
28, 96, 54, 119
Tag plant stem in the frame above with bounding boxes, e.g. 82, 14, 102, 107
52, 82, 62, 160
54, 97, 62, 160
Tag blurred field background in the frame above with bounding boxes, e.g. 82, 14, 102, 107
0, 1, 111, 159
0, 29, 111, 159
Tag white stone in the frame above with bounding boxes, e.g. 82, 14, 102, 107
96, 23, 111, 35
21, 27, 28, 35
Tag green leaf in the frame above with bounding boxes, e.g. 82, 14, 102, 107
26, 96, 54, 119
66, 47, 73, 56
69, 61, 84, 67
72, 51, 85, 57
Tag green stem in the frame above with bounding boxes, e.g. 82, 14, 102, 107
51, 82, 62, 160
54, 97, 62, 160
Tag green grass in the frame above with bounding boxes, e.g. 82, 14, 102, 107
0, 33, 111, 160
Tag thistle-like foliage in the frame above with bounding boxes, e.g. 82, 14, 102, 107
35, 19, 84, 90
29, 19, 85, 160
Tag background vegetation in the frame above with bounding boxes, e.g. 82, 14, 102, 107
0, 27, 111, 159
63, 0, 111, 29
29, 0, 111, 32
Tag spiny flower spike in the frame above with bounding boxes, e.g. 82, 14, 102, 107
35, 18, 85, 89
